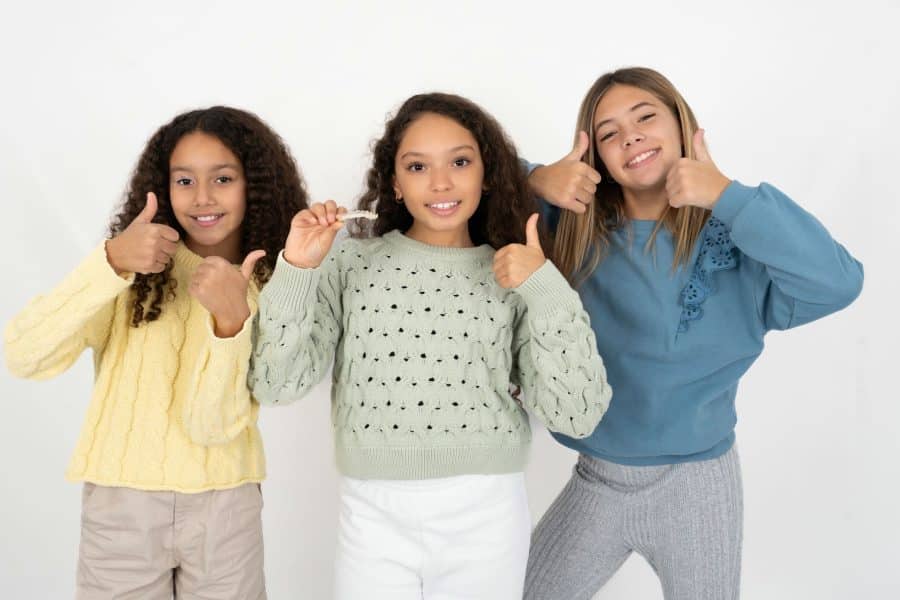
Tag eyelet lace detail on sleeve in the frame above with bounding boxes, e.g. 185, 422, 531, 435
678, 217, 739, 333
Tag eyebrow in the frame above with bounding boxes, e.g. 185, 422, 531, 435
399, 145, 477, 160
171, 163, 241, 173
594, 102, 657, 131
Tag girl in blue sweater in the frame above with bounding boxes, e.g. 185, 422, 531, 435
522, 67, 863, 600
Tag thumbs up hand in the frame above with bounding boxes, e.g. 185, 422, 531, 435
527, 131, 602, 214
493, 214, 546, 289
189, 250, 266, 338
105, 192, 181, 276
665, 129, 731, 209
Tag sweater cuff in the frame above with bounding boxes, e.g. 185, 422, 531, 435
513, 260, 579, 315
204, 308, 255, 345
258, 251, 321, 314
711, 180, 758, 227
88, 241, 135, 294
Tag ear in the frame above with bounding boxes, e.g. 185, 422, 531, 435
392, 176, 402, 200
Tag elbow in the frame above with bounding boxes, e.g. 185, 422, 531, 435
569, 384, 612, 439
5, 352, 53, 381
250, 382, 300, 407
825, 261, 864, 312
3, 341, 30, 379
841, 263, 865, 308
553, 404, 609, 439
554, 414, 603, 439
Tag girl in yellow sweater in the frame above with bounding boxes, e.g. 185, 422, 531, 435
4, 106, 307, 599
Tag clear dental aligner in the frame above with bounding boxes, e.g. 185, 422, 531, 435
337, 210, 378, 221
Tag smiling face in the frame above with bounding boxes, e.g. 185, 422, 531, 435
592, 84, 683, 196
168, 131, 246, 261
392, 112, 485, 247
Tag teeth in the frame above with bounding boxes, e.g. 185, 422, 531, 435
429, 201, 460, 210
195, 215, 221, 222
628, 150, 657, 167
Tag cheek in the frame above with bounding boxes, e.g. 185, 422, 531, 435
394, 172, 418, 196
169, 188, 191, 214
229, 185, 248, 218
597, 148, 621, 177
463, 168, 485, 196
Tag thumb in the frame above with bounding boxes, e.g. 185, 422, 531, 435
693, 129, 712, 163
135, 192, 158, 224
524, 213, 541, 249
566, 130, 590, 161
240, 250, 266, 279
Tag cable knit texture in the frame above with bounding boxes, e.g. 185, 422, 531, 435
250, 231, 611, 480
4, 243, 265, 492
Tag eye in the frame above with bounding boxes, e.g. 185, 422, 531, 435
406, 162, 426, 173
215, 175, 233, 184
174, 177, 193, 186
452, 157, 471, 167
638, 112, 656, 123
598, 131, 616, 142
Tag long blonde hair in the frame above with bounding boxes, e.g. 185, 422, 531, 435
554, 67, 710, 284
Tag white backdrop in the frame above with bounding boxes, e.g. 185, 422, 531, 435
1, 1, 897, 598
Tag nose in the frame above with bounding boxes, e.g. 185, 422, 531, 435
622, 129, 645, 148
193, 181, 215, 206
429, 167, 452, 192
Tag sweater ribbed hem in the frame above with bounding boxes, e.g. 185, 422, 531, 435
336, 443, 529, 480
65, 473, 266, 494
554, 432, 735, 466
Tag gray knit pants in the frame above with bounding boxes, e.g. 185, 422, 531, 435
525, 446, 742, 600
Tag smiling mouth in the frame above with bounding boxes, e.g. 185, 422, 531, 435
425, 200, 462, 216
191, 214, 224, 227
625, 148, 660, 168
426, 201, 461, 209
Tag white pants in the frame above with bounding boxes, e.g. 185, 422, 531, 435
333, 472, 531, 600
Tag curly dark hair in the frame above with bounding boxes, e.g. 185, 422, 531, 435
352, 93, 547, 251
109, 106, 308, 326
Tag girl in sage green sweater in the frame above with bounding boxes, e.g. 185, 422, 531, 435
249, 93, 612, 600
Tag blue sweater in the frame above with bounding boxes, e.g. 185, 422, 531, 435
542, 180, 863, 465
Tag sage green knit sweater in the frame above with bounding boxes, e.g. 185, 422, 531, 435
250, 231, 611, 479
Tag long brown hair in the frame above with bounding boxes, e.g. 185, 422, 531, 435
109, 106, 308, 326
352, 93, 547, 250
555, 67, 709, 283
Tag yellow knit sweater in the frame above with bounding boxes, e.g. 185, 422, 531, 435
4, 242, 265, 492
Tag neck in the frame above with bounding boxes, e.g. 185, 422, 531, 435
405, 223, 474, 248
622, 185, 669, 221
185, 233, 242, 263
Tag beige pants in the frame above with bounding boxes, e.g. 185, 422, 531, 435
76, 482, 266, 600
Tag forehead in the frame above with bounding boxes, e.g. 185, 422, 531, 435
398, 113, 479, 154
170, 131, 240, 168
593, 84, 662, 124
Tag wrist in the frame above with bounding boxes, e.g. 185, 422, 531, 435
707, 176, 733, 209
212, 315, 247, 338
104, 238, 129, 278
283, 250, 318, 269
212, 306, 250, 338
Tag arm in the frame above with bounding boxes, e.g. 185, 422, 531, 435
248, 251, 344, 406
713, 181, 864, 330
181, 300, 260, 446
511, 261, 612, 438
4, 243, 132, 380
